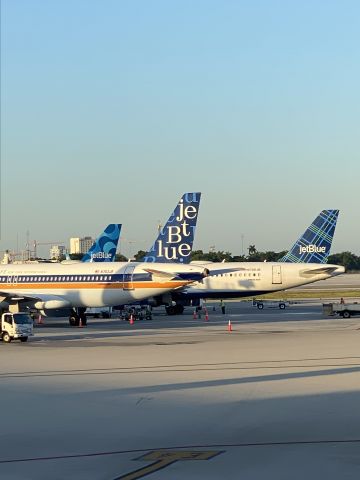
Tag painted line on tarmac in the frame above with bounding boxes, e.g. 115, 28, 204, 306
113, 450, 223, 480
1, 439, 360, 465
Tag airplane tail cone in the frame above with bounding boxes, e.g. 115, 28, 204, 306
227, 320, 232, 332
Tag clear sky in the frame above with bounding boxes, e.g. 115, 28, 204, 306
1, 0, 359, 258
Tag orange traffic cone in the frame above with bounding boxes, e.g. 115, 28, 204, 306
227, 320, 232, 332
78, 317, 83, 328
129, 314, 134, 325
193, 310, 197, 319
205, 309, 209, 321
37, 314, 43, 325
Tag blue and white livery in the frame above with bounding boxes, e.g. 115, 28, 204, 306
81, 224, 121, 262
143, 192, 201, 263
279, 210, 339, 263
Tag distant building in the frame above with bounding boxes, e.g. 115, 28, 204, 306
69, 236, 94, 255
1, 251, 12, 264
50, 245, 66, 261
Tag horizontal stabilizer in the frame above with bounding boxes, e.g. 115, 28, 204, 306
300, 265, 345, 277
143, 268, 176, 281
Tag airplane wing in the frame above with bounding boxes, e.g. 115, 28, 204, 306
0, 291, 72, 309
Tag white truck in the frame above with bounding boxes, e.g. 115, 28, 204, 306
1, 312, 34, 343
323, 302, 360, 319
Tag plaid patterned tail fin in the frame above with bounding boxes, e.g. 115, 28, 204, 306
279, 210, 339, 263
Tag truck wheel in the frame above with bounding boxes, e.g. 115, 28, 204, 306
257, 303, 264, 310
279, 303, 286, 309
2, 332, 12, 343
343, 310, 351, 319
20, 337, 28, 342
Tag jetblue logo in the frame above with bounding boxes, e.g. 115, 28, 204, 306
144, 193, 200, 263
91, 252, 112, 259
299, 245, 326, 254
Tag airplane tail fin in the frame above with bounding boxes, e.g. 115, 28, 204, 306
279, 210, 339, 263
142, 192, 201, 263
81, 224, 121, 262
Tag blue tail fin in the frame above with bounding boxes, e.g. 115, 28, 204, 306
81, 224, 121, 262
143, 192, 201, 263
279, 210, 339, 263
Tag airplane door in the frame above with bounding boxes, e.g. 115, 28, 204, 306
272, 266, 282, 284
123, 265, 135, 290
7, 275, 12, 285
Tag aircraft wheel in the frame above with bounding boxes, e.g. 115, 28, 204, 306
20, 337, 28, 342
175, 304, 184, 314
165, 305, 177, 315
257, 303, 264, 310
279, 303, 286, 309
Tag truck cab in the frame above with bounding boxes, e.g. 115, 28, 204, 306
1, 312, 33, 343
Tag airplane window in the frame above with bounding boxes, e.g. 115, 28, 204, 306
91, 276, 94, 281
104, 276, 107, 281
253, 273, 256, 277
62, 276, 65, 281
95, 276, 99, 281
87, 276, 90, 281
30, 277, 33, 281
71, 276, 74, 281
50, 277, 53, 281
79, 276, 82, 281
66, 276, 69, 281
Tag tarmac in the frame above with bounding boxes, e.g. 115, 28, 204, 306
1, 300, 360, 479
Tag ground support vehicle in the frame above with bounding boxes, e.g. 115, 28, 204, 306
120, 305, 152, 321
252, 299, 288, 310
323, 302, 360, 318
1, 312, 33, 343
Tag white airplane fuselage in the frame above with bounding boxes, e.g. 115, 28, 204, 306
180, 262, 345, 299
0, 262, 204, 310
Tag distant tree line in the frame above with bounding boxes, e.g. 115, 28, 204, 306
64, 249, 360, 272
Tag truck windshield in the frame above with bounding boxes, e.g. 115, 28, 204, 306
13, 314, 32, 325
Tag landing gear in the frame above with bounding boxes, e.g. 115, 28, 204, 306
69, 308, 87, 326
165, 304, 185, 315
